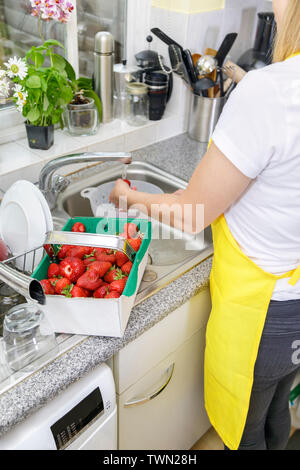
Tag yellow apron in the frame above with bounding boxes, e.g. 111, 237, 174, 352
204, 54, 300, 450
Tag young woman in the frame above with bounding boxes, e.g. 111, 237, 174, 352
110, 0, 300, 450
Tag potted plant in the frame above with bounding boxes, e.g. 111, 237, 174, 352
64, 76, 102, 136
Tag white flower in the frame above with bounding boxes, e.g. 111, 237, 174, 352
13, 84, 23, 93
0, 69, 6, 80
4, 57, 28, 80
13, 88, 28, 103
0, 79, 10, 98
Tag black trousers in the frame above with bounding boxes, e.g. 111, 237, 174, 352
226, 299, 300, 450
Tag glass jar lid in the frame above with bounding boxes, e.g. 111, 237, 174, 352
126, 82, 148, 95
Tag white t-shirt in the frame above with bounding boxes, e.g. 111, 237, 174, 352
212, 54, 300, 301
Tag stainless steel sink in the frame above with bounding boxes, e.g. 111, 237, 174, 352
55, 161, 213, 303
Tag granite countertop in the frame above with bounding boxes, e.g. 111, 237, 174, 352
0, 133, 213, 437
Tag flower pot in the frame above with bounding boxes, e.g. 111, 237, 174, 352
64, 97, 99, 136
25, 123, 54, 150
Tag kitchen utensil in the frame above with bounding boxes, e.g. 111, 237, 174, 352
196, 33, 238, 77
113, 61, 139, 120
215, 78, 233, 98
44, 231, 137, 263
204, 48, 217, 98
0, 281, 26, 336
0, 181, 51, 271
94, 31, 114, 123
3, 302, 57, 371
150, 27, 183, 51
192, 78, 216, 96
188, 94, 226, 143
81, 180, 163, 217
223, 60, 247, 83
192, 53, 201, 66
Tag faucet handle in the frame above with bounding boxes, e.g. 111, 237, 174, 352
52, 175, 70, 194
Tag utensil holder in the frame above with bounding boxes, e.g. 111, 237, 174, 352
188, 94, 226, 143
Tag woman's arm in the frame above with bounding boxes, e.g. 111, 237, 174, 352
109, 142, 251, 233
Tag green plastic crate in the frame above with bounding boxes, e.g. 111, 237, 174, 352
32, 217, 152, 337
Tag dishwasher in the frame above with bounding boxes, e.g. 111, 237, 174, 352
0, 363, 117, 450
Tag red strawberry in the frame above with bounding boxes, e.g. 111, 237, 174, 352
40, 279, 55, 295
104, 266, 125, 283
54, 277, 72, 295
66, 246, 90, 259
59, 257, 85, 283
122, 179, 131, 186
44, 244, 56, 258
57, 245, 74, 260
87, 261, 112, 278
93, 283, 110, 299
72, 222, 86, 233
115, 251, 129, 267
71, 285, 90, 298
123, 223, 138, 239
105, 291, 121, 299
121, 261, 133, 276
83, 257, 97, 267
94, 251, 117, 264
110, 277, 128, 294
47, 263, 60, 279
128, 238, 142, 252
76, 269, 104, 291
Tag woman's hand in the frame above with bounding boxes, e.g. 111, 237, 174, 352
109, 179, 131, 208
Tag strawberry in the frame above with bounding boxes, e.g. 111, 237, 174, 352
44, 244, 56, 258
94, 251, 117, 264
110, 277, 128, 294
71, 285, 90, 298
122, 179, 131, 186
115, 251, 129, 267
105, 291, 121, 299
57, 245, 74, 260
59, 257, 85, 283
76, 269, 104, 291
47, 263, 60, 279
123, 223, 138, 239
104, 266, 125, 284
83, 257, 97, 267
87, 261, 112, 278
66, 246, 90, 259
128, 237, 142, 252
121, 261, 133, 276
54, 277, 72, 295
40, 279, 55, 295
72, 222, 86, 233
93, 283, 110, 299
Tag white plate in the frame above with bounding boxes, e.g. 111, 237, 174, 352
0, 181, 48, 271
30, 183, 53, 233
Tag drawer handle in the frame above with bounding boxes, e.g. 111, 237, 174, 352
124, 363, 175, 408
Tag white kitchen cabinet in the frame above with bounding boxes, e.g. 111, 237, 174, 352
113, 288, 212, 450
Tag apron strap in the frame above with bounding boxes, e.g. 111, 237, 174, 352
289, 265, 300, 286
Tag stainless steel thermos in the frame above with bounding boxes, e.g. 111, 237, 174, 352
94, 31, 115, 123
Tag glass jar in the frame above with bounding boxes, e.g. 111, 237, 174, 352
126, 82, 149, 127
64, 98, 99, 136
3, 302, 57, 371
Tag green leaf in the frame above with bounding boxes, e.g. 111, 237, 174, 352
26, 75, 41, 89
76, 77, 93, 90
43, 39, 65, 50
63, 58, 76, 82
43, 95, 49, 112
83, 89, 102, 121
33, 51, 44, 68
52, 53, 66, 72
27, 107, 40, 122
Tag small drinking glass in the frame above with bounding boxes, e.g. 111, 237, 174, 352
3, 302, 57, 371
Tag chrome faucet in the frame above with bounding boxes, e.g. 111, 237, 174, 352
39, 152, 132, 210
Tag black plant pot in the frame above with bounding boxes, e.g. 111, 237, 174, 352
25, 123, 54, 150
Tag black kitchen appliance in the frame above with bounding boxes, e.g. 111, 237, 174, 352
238, 12, 276, 71
135, 35, 173, 120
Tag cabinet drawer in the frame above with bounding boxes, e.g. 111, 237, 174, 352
118, 327, 210, 450
114, 288, 211, 394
